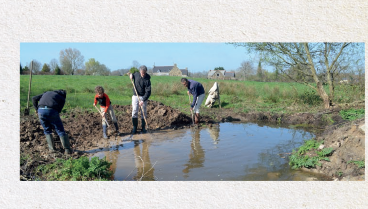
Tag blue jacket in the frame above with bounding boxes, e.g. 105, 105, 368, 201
187, 79, 205, 108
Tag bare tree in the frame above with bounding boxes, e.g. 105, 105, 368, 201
59, 48, 85, 75
28, 60, 41, 74
132, 60, 140, 69
237, 61, 255, 80
230, 42, 363, 108
49, 58, 59, 72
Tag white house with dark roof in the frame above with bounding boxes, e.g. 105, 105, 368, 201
152, 64, 188, 77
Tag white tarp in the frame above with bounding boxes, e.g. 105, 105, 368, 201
205, 82, 219, 108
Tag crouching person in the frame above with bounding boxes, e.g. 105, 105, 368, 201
32, 90, 71, 154
93, 86, 120, 138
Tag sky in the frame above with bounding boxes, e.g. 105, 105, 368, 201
20, 43, 263, 73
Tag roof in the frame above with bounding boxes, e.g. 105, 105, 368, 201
224, 71, 235, 77
208, 70, 225, 77
180, 69, 188, 75
153, 66, 173, 73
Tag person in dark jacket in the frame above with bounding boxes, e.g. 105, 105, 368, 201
129, 65, 151, 134
32, 90, 71, 154
181, 78, 205, 124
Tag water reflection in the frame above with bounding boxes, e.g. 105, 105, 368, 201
182, 128, 205, 178
93, 122, 330, 181
133, 140, 155, 180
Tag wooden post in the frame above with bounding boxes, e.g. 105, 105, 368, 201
25, 61, 33, 115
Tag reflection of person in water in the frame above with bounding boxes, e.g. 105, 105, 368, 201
103, 137, 121, 180
207, 124, 220, 144
182, 128, 205, 176
133, 140, 155, 180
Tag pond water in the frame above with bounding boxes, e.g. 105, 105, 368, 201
91, 122, 331, 181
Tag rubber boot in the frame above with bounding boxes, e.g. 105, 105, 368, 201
141, 119, 147, 133
60, 134, 72, 155
113, 122, 120, 135
45, 134, 56, 153
103, 124, 108, 139
132, 118, 138, 134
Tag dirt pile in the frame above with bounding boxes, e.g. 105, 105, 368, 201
302, 118, 365, 181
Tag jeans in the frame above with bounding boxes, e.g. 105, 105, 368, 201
38, 108, 66, 136
193, 94, 205, 113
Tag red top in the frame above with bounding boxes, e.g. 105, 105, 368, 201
94, 93, 111, 113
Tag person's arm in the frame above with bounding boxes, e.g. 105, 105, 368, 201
190, 85, 198, 108
93, 95, 98, 106
104, 94, 110, 112
142, 80, 151, 101
32, 93, 43, 113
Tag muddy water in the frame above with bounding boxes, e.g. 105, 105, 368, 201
91, 122, 331, 181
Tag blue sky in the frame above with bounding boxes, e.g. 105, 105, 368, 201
20, 43, 262, 73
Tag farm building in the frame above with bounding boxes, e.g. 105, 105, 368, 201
152, 64, 188, 77
207, 70, 236, 80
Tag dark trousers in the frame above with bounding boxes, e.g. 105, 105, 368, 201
38, 108, 66, 136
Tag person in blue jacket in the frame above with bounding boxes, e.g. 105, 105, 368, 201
181, 78, 205, 124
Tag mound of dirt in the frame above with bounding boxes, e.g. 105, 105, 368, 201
301, 118, 365, 181
20, 100, 203, 179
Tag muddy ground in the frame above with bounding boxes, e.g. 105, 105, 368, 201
20, 100, 365, 181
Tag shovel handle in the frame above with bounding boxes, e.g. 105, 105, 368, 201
94, 105, 109, 127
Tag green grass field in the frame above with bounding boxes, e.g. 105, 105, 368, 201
20, 75, 364, 116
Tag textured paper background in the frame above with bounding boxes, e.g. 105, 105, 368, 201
1, 0, 367, 208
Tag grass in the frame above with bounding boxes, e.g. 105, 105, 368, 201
35, 156, 113, 181
20, 75, 364, 116
339, 108, 365, 121
289, 138, 333, 169
348, 160, 365, 168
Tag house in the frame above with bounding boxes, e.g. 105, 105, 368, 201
208, 70, 235, 80
152, 64, 188, 77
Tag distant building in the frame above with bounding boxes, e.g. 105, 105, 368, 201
152, 64, 188, 77
208, 70, 235, 80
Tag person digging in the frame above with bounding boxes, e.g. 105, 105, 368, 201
32, 89, 72, 154
181, 78, 205, 125
129, 65, 151, 134
93, 86, 120, 138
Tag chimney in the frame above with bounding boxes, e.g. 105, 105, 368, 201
174, 63, 177, 67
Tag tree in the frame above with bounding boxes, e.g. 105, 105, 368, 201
49, 58, 59, 72
129, 67, 139, 74
20, 63, 23, 74
132, 60, 140, 69
214, 67, 225, 71
41, 63, 51, 73
54, 65, 61, 75
59, 48, 84, 75
257, 60, 263, 81
28, 60, 41, 74
85, 58, 110, 76
23, 65, 29, 74
237, 61, 255, 80
230, 42, 361, 109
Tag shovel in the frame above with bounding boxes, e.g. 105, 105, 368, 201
94, 105, 109, 127
188, 94, 194, 125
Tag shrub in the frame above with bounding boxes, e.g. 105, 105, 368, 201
339, 108, 365, 121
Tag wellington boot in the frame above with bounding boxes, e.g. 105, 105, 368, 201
45, 134, 56, 153
60, 134, 72, 155
141, 119, 147, 133
132, 118, 138, 134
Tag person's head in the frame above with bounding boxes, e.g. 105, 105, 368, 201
139, 65, 147, 77
55, 89, 66, 98
94, 86, 104, 97
181, 78, 189, 87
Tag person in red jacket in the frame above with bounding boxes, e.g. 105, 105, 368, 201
93, 86, 120, 138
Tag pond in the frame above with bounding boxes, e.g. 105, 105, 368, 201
91, 122, 331, 181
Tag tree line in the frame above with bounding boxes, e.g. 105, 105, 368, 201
21, 48, 148, 76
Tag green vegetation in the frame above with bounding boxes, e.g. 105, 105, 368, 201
20, 75, 364, 116
289, 138, 333, 169
348, 160, 365, 168
339, 108, 365, 121
36, 156, 113, 181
